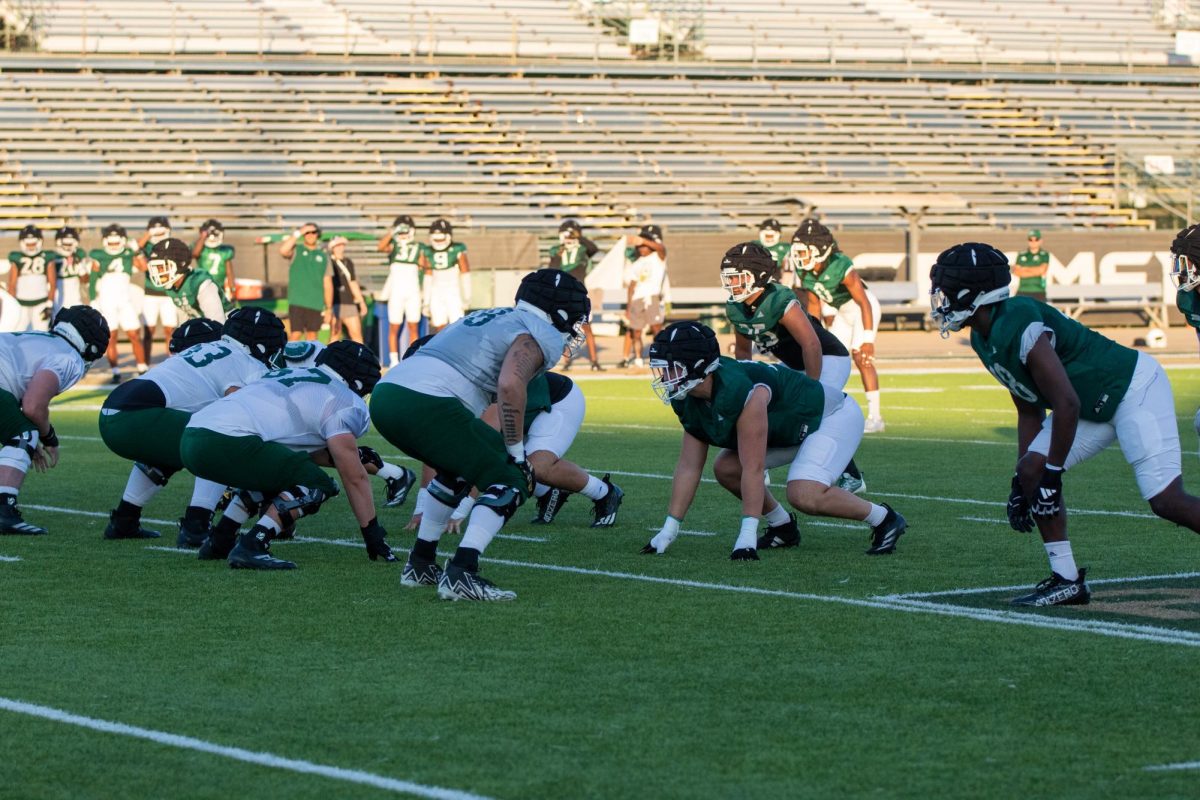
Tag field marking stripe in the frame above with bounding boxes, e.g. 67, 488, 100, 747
0, 697, 493, 800
883, 570, 1200, 600
1145, 760, 1200, 771
0, 555, 21, 562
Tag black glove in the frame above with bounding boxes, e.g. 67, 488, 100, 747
360, 517, 397, 562
41, 425, 58, 448
1030, 466, 1063, 518
730, 548, 760, 561
509, 456, 536, 496
1006, 474, 1034, 533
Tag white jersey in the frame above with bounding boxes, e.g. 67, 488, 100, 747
188, 365, 368, 452
0, 331, 86, 398
273, 339, 325, 370
143, 336, 267, 414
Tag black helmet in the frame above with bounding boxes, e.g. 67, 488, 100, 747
402, 334, 435, 360
928, 242, 1011, 337
790, 219, 837, 271
18, 224, 42, 242
55, 226, 80, 243
147, 215, 170, 229
52, 305, 109, 362
759, 218, 782, 232
392, 214, 415, 230
169, 318, 224, 354
638, 224, 663, 243
101, 222, 127, 239
515, 268, 591, 336
147, 237, 193, 289
201, 218, 223, 232
429, 218, 453, 235
648, 321, 719, 404
1170, 224, 1200, 292
720, 242, 779, 302
223, 307, 286, 365
315, 340, 382, 397
558, 219, 582, 235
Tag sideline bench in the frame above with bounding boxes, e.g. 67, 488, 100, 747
1047, 283, 1168, 329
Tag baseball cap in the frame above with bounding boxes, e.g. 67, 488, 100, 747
1028, 229, 1042, 240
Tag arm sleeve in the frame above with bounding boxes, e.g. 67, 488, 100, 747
197, 281, 227, 323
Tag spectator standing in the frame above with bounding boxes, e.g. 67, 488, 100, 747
192, 219, 236, 302
377, 215, 427, 365
619, 224, 668, 368
279, 222, 328, 341
548, 219, 603, 370
134, 216, 178, 367
328, 237, 368, 344
1014, 229, 1050, 303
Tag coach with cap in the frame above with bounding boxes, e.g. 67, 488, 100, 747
279, 222, 328, 341
1013, 229, 1050, 304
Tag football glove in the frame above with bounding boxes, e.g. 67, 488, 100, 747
508, 455, 535, 497
1030, 465, 1064, 518
1006, 473, 1034, 533
640, 516, 680, 555
360, 517, 397, 562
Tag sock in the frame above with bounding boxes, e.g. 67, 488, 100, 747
111, 367, 120, 376
863, 503, 888, 527
212, 515, 242, 540
459, 505, 505, 554
376, 462, 403, 481
579, 475, 609, 501
222, 495, 252, 526
184, 505, 212, 527
121, 467, 162, 506
764, 502, 791, 527
534, 483, 551, 498
114, 499, 142, 520
257, 515, 281, 535
189, 478, 225, 511
0, 486, 19, 496
411, 537, 438, 562
417, 495, 455, 543
1044, 540, 1079, 581
843, 459, 862, 480
136, 363, 148, 374
866, 390, 881, 420
450, 546, 481, 571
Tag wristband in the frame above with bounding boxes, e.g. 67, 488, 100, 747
662, 515, 681, 536
1045, 464, 1064, 473
860, 328, 876, 345
506, 441, 525, 463
41, 425, 58, 448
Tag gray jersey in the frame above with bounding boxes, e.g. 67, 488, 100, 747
0, 331, 85, 398
144, 337, 267, 414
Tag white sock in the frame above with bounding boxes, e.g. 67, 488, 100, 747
866, 390, 881, 420
111, 367, 120, 376
417, 495, 455, 543
460, 505, 505, 553
863, 503, 888, 527
0, 484, 18, 496
121, 467, 162, 506
257, 515, 281, 534
534, 483, 550, 498
376, 462, 403, 481
1044, 540, 1079, 581
223, 495, 252, 525
189, 478, 226, 510
734, 517, 758, 551
764, 501, 790, 527
580, 475, 609, 501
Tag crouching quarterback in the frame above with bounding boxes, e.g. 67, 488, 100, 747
929, 242, 1200, 607
642, 321, 906, 560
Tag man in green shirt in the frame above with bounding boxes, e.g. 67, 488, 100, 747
191, 218, 236, 302
548, 219, 603, 371
279, 222, 329, 341
929, 242, 1200, 607
1013, 229, 1050, 303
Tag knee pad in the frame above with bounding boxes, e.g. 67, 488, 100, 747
0, 445, 31, 472
272, 483, 339, 518
357, 445, 383, 470
234, 489, 267, 516
135, 461, 175, 486
475, 484, 525, 522
427, 472, 470, 508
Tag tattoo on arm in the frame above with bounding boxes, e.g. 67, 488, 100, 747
497, 335, 542, 446
500, 400, 521, 445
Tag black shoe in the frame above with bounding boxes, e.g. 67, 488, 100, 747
109, 373, 122, 385
866, 504, 906, 555
197, 529, 237, 561
384, 467, 417, 508
176, 517, 209, 549
227, 528, 296, 570
0, 494, 46, 535
531, 487, 569, 525
616, 359, 631, 369
103, 509, 161, 540
400, 555, 443, 587
1010, 568, 1090, 607
590, 475, 623, 528
757, 513, 800, 549
730, 547, 760, 561
590, 361, 605, 372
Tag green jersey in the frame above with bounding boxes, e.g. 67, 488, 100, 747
88, 247, 135, 299
428, 242, 467, 271
387, 240, 429, 267
799, 252, 857, 309
197, 244, 235, 291
969, 296, 1137, 423
755, 239, 791, 269
1015, 250, 1049, 294
287, 243, 328, 312
167, 270, 231, 320
1177, 288, 1200, 330
548, 242, 591, 281
52, 247, 89, 279
670, 357, 827, 450
726, 282, 848, 369
141, 240, 167, 297
6, 250, 53, 304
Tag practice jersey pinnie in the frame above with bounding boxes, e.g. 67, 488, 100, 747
0, 331, 86, 397
755, 240, 791, 268
187, 365, 369, 452
726, 282, 848, 366
970, 296, 1137, 423
799, 252, 859, 309
168, 270, 230, 320
142, 338, 267, 414
428, 242, 467, 271
1177, 288, 1200, 329
198, 245, 234, 288
7, 250, 53, 302
670, 357, 832, 450
272, 340, 324, 369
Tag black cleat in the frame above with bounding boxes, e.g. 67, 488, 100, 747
730, 547, 760, 561
227, 527, 296, 570
590, 475, 623, 528
109, 373, 122, 385
197, 530, 237, 561
176, 517, 209, 549
1010, 569, 1090, 607
103, 509, 161, 540
400, 555, 443, 587
0, 494, 47, 535
590, 361, 605, 372
531, 487, 569, 525
866, 504, 906, 555
384, 467, 417, 508
757, 513, 800, 549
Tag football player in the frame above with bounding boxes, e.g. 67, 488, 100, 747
89, 223, 148, 382
548, 219, 603, 370
181, 340, 390, 570
169, 318, 224, 354
51, 226, 89, 316
147, 238, 230, 323
135, 216, 179, 365
791, 220, 885, 433
6, 225, 55, 332
641, 321, 906, 560
1170, 225, 1200, 437
0, 306, 109, 534
192, 219, 236, 302
929, 242, 1200, 607
377, 215, 427, 365
371, 269, 591, 600
722, 242, 866, 493
99, 308, 286, 546
755, 218, 790, 274
426, 218, 470, 333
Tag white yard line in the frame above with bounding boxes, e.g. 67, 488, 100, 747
0, 555, 22, 562
959, 516, 1007, 525
0, 697, 494, 800
1144, 760, 1200, 771
880, 570, 1200, 600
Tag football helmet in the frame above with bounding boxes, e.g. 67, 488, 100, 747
720, 241, 779, 303
101, 223, 128, 256
18, 224, 42, 256
1170, 224, 1200, 292
52, 305, 109, 362
558, 219, 582, 245
146, 237, 193, 289
638, 224, 664, 244
758, 217, 782, 247
928, 242, 1011, 337
147, 215, 171, 244
223, 306, 286, 365
392, 214, 416, 243
789, 219, 836, 272
202, 218, 224, 248
515, 268, 591, 352
54, 226, 80, 257
648, 321, 719, 404
429, 218, 453, 250
169, 318, 224, 354
315, 339, 382, 397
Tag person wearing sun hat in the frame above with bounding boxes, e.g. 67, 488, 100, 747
1014, 229, 1050, 304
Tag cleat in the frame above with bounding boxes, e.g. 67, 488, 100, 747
531, 487, 569, 525
384, 466, 417, 508
176, 517, 209, 549
437, 562, 516, 601
0, 495, 47, 536
730, 547, 760, 561
836, 472, 866, 495
400, 555, 443, 587
863, 416, 886, 434
109, 373, 122, 385
866, 504, 906, 555
590, 475, 624, 528
757, 512, 800, 549
197, 530, 237, 561
227, 528, 296, 570
590, 361, 605, 372
1010, 569, 1090, 607
103, 509, 161, 540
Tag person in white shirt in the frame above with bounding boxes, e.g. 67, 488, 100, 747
620, 224, 668, 368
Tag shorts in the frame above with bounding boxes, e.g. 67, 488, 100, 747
526, 383, 585, 458
335, 303, 360, 321
141, 293, 178, 328
427, 272, 464, 328
385, 264, 421, 325
179, 427, 336, 496
820, 354, 852, 391
827, 290, 882, 352
14, 301, 50, 332
0, 389, 36, 442
98, 405, 190, 472
94, 274, 140, 332
1028, 351, 1181, 500
289, 304, 323, 336
627, 296, 664, 331
764, 395, 864, 487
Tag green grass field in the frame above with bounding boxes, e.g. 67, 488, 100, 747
2, 369, 1200, 799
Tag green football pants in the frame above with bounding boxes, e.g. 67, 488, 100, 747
179, 428, 337, 496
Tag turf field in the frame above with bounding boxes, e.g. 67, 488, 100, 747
3, 368, 1200, 799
